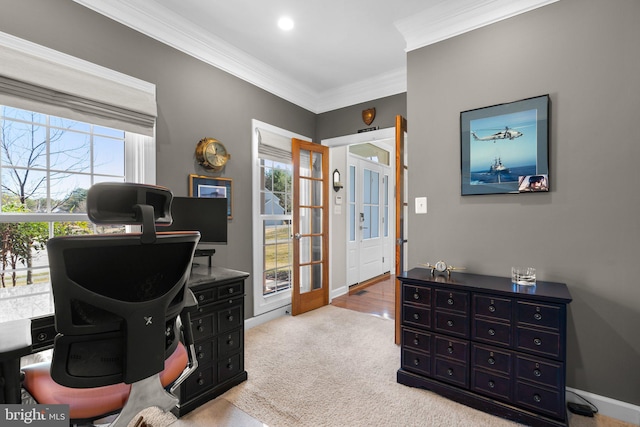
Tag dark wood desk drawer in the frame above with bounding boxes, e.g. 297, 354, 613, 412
403, 285, 431, 306
516, 327, 561, 359
471, 344, 512, 376
217, 304, 243, 334
185, 364, 215, 400
435, 289, 469, 313
194, 341, 214, 362
217, 329, 242, 356
192, 314, 215, 341
402, 349, 431, 376
402, 328, 431, 354
515, 381, 564, 419
434, 311, 468, 338
434, 358, 468, 388
216, 281, 244, 300
516, 301, 561, 331
403, 305, 431, 329
218, 352, 243, 383
516, 355, 563, 389
473, 295, 512, 321
473, 318, 511, 347
434, 335, 468, 363
472, 369, 511, 402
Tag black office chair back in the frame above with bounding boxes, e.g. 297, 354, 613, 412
47, 183, 200, 387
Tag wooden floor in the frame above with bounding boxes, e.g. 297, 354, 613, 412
330, 274, 396, 320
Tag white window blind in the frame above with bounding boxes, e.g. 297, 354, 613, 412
257, 127, 291, 162
0, 31, 157, 136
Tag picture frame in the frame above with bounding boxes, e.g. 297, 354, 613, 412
460, 95, 550, 195
189, 174, 233, 219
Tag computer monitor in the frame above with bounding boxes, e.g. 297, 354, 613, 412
163, 196, 228, 246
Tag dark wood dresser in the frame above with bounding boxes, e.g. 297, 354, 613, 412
175, 265, 249, 416
397, 268, 572, 427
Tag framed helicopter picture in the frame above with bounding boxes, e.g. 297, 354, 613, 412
460, 94, 550, 195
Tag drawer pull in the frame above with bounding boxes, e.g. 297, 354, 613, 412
488, 380, 495, 389
488, 357, 496, 365
413, 338, 420, 346
197, 326, 204, 332
413, 358, 420, 366
534, 338, 542, 346
447, 320, 454, 327
37, 333, 48, 342
447, 298, 454, 305
447, 346, 454, 354
198, 294, 205, 301
227, 315, 234, 321
413, 292, 420, 300
197, 378, 205, 386
228, 287, 235, 294
413, 313, 420, 320
227, 363, 234, 370
227, 339, 234, 346
447, 368, 454, 376
534, 369, 542, 377
197, 352, 204, 359
534, 313, 542, 320
533, 394, 542, 403
488, 305, 496, 313
488, 328, 496, 336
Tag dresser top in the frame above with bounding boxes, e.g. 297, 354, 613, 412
188, 265, 250, 287
399, 268, 572, 303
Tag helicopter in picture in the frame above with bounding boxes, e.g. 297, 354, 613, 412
471, 126, 524, 142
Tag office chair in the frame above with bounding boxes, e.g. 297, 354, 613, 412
21, 183, 200, 427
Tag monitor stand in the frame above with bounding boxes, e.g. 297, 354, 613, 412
194, 249, 215, 267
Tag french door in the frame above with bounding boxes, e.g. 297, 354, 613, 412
291, 139, 329, 315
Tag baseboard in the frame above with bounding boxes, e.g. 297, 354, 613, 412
330, 285, 348, 301
245, 305, 291, 330
566, 387, 640, 425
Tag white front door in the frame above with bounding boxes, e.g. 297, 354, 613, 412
347, 156, 392, 285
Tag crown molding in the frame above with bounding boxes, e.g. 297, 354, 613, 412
73, 0, 402, 113
395, 0, 560, 52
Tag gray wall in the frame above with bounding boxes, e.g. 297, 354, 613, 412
316, 93, 406, 141
0, 0, 316, 317
406, 0, 639, 405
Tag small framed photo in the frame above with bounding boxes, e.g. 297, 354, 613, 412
460, 95, 550, 195
189, 174, 233, 218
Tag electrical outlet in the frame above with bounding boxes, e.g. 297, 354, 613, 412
415, 197, 427, 214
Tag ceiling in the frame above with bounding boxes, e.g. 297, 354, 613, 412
73, 0, 558, 113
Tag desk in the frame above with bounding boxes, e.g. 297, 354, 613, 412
0, 265, 249, 411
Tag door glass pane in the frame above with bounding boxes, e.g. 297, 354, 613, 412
312, 236, 322, 262
371, 205, 379, 238
349, 203, 355, 241
299, 207, 311, 234
312, 152, 322, 179
300, 179, 311, 206
364, 169, 371, 204
311, 180, 322, 206
311, 207, 322, 234
300, 264, 311, 293
312, 263, 322, 290
299, 149, 310, 177
300, 236, 311, 264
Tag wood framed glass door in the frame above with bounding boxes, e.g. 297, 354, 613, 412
292, 139, 329, 315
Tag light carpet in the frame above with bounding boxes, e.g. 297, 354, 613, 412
221, 305, 521, 427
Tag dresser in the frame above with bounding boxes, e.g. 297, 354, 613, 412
175, 265, 249, 416
397, 268, 572, 427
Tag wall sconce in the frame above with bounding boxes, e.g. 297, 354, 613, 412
333, 169, 343, 192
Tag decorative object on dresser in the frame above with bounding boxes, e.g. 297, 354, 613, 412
397, 268, 572, 427
174, 266, 249, 416
422, 260, 465, 278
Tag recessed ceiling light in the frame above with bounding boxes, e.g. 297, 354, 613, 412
278, 16, 294, 31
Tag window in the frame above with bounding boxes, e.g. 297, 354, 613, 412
0, 106, 146, 323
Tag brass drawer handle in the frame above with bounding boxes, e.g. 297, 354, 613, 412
488, 328, 496, 336
447, 320, 454, 327
488, 357, 496, 365
413, 292, 420, 300
447, 298, 454, 305
534, 338, 542, 346
534, 313, 542, 320
534, 369, 542, 377
488, 305, 496, 312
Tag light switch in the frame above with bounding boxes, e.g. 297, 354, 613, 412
415, 197, 427, 214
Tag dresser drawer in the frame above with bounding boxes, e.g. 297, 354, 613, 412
516, 327, 561, 359
434, 335, 468, 363
403, 284, 431, 306
472, 369, 511, 402
435, 289, 469, 313
216, 303, 243, 334
192, 313, 215, 341
516, 301, 562, 331
194, 340, 214, 363
184, 364, 215, 400
472, 344, 512, 376
193, 289, 214, 305
473, 318, 511, 347
216, 281, 244, 300
403, 305, 431, 329
516, 355, 563, 389
473, 295, 512, 321
515, 381, 564, 419
434, 358, 468, 388
434, 311, 468, 337
217, 329, 242, 356
218, 352, 243, 383
402, 349, 431, 376
402, 328, 431, 354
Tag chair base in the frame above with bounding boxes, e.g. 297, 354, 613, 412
108, 374, 178, 427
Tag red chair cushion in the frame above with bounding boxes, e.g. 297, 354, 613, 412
22, 342, 188, 420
